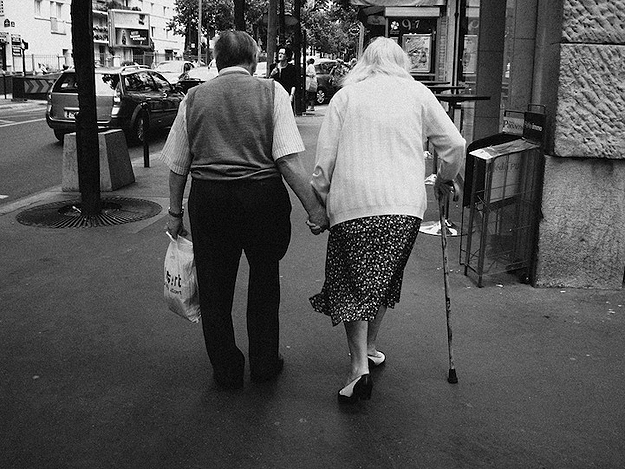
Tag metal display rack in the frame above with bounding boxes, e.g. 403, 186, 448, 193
460, 137, 544, 287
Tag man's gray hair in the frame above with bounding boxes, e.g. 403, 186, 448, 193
214, 30, 259, 71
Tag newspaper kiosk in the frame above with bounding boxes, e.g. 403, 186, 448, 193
460, 108, 546, 287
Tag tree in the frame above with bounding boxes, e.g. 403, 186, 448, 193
167, 0, 359, 58
168, 0, 267, 52
302, 0, 359, 58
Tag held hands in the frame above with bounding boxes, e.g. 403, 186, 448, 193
306, 208, 329, 235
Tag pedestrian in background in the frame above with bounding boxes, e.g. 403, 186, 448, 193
269, 45, 298, 105
305, 57, 317, 112
162, 31, 328, 390
309, 37, 465, 403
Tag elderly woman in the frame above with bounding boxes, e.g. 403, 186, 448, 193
309, 38, 465, 403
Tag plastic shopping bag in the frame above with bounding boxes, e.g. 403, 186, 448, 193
164, 233, 201, 323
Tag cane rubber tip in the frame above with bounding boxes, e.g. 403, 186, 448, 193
447, 369, 458, 384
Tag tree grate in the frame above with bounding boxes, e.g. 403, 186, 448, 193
16, 197, 163, 228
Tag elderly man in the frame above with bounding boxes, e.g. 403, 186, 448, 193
161, 31, 328, 389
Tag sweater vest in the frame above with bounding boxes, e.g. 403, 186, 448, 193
186, 70, 277, 181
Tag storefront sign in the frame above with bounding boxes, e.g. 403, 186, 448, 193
502, 114, 524, 136
108, 9, 151, 49
403, 34, 431, 73
11, 33, 21, 56
523, 111, 546, 143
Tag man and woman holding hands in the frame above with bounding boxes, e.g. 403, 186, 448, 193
162, 31, 465, 403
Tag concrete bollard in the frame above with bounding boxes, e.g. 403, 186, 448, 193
62, 129, 135, 192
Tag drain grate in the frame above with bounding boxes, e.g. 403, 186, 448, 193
16, 196, 163, 228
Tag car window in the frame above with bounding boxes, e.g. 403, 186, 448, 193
95, 73, 119, 96
124, 71, 154, 92
54, 73, 78, 92
151, 72, 171, 91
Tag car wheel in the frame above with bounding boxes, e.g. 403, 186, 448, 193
53, 130, 65, 143
130, 113, 148, 145
316, 88, 327, 105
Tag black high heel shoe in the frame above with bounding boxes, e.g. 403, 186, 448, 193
337, 374, 373, 404
367, 351, 386, 368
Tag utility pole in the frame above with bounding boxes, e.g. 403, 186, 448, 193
70, 0, 101, 216
267, 0, 277, 68
292, 0, 303, 115
234, 0, 245, 31
279, 0, 286, 44
198, 0, 202, 63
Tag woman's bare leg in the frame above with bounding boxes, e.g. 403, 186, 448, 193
344, 319, 369, 384
367, 305, 387, 355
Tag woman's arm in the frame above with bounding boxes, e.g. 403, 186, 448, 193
311, 98, 342, 204
277, 154, 328, 233
423, 92, 466, 183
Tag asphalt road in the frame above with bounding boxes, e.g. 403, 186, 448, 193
0, 101, 167, 206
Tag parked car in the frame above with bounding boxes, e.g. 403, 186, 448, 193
154, 60, 195, 85
177, 65, 219, 93
46, 66, 184, 144
314, 58, 337, 104
176, 61, 269, 93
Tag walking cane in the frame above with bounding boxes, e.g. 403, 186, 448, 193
438, 187, 458, 384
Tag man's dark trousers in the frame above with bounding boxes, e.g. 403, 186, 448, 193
188, 177, 292, 385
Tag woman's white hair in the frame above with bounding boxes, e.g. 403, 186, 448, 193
342, 37, 413, 86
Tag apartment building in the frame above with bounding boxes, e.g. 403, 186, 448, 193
0, 0, 185, 73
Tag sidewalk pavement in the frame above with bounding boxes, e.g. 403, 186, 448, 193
1, 103, 624, 468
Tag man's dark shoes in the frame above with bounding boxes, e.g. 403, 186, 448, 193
213, 353, 245, 389
250, 355, 284, 383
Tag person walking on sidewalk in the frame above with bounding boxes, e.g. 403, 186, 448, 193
269, 45, 298, 105
309, 37, 465, 403
305, 57, 317, 112
162, 31, 328, 390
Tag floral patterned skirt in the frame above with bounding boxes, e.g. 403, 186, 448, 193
310, 215, 421, 326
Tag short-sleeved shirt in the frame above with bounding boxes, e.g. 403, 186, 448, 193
161, 66, 304, 177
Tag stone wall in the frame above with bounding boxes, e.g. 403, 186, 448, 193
534, 0, 625, 288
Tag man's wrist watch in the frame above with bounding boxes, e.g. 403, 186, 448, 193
168, 207, 184, 219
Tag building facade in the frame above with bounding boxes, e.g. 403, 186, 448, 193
0, 0, 185, 73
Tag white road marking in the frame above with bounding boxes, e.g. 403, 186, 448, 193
0, 117, 46, 128
0, 195, 8, 199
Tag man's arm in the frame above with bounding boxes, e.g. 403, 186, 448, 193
166, 170, 188, 238
276, 153, 329, 234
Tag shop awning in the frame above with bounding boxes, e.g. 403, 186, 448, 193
350, 0, 445, 7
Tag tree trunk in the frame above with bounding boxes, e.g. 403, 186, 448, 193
71, 0, 101, 215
